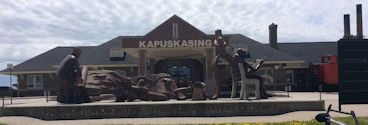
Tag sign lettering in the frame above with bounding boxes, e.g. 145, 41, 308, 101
138, 39, 213, 48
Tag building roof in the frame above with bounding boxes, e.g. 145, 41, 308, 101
1, 34, 306, 74
227, 34, 303, 62
0, 36, 141, 73
277, 42, 337, 64
0, 15, 307, 74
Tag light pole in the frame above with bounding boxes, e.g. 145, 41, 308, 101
17, 78, 19, 97
7, 64, 13, 104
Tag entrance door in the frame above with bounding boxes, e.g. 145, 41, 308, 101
154, 59, 203, 87
167, 66, 191, 87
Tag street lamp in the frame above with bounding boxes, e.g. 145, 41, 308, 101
7, 64, 13, 104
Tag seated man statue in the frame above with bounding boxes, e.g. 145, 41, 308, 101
234, 48, 271, 99
56, 48, 89, 103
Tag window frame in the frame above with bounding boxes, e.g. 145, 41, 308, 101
27, 75, 43, 89
258, 67, 275, 85
109, 48, 126, 61
172, 23, 178, 39
286, 70, 294, 83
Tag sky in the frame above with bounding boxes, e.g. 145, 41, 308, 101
0, 0, 368, 86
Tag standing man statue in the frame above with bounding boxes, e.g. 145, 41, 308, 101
214, 30, 226, 55
56, 48, 84, 103
211, 29, 231, 99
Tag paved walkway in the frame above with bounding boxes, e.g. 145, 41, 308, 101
0, 92, 367, 125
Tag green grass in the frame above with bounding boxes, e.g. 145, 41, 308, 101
103, 117, 368, 125
334, 117, 368, 125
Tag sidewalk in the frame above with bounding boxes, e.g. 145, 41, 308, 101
0, 92, 367, 125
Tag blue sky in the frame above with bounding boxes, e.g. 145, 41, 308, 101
0, 0, 368, 86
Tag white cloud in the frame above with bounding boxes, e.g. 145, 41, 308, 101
0, 0, 368, 71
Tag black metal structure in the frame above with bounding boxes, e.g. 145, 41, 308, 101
338, 38, 368, 111
315, 104, 359, 125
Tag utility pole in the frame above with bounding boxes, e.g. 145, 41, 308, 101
7, 64, 13, 104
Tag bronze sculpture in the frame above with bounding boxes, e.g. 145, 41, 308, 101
211, 30, 239, 99
233, 48, 269, 99
56, 48, 90, 103
211, 30, 269, 99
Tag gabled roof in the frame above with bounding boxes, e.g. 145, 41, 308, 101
0, 36, 140, 73
227, 34, 303, 62
1, 46, 83, 73
0, 34, 306, 73
144, 15, 210, 40
277, 42, 337, 64
0, 15, 307, 74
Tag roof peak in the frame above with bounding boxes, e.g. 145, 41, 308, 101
143, 14, 209, 40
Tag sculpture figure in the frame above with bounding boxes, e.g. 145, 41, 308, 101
211, 30, 238, 99
175, 81, 207, 100
84, 71, 186, 102
210, 29, 269, 99
234, 48, 270, 99
56, 48, 90, 103
191, 81, 206, 100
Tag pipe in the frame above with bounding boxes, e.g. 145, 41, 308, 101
357, 4, 363, 38
344, 14, 351, 38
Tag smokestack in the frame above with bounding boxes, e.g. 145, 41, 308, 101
357, 4, 363, 38
344, 14, 351, 38
269, 23, 278, 49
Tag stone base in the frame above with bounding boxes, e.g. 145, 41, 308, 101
0, 99, 324, 120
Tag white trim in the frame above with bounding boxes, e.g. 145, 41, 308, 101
53, 64, 138, 68
263, 60, 305, 64
218, 60, 305, 65
0, 64, 139, 75
0, 71, 55, 75
283, 66, 308, 69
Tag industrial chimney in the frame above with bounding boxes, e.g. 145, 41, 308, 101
357, 4, 363, 39
343, 14, 351, 38
269, 23, 278, 49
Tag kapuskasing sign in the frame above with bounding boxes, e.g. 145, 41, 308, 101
139, 39, 213, 48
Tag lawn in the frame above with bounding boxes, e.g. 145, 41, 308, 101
104, 117, 368, 125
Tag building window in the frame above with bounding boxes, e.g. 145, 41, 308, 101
27, 75, 43, 89
172, 23, 178, 39
167, 66, 191, 87
118, 71, 126, 76
109, 48, 126, 61
258, 67, 274, 84
286, 70, 294, 83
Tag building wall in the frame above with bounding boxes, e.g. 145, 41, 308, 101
293, 68, 318, 91
100, 67, 138, 77
16, 67, 138, 97
259, 64, 294, 84
17, 73, 57, 96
